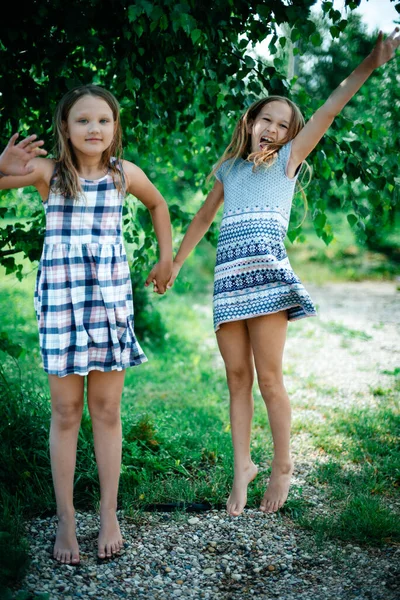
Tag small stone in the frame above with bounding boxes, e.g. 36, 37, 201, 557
268, 565, 275, 572
231, 574, 242, 581
188, 517, 200, 525
203, 568, 215, 575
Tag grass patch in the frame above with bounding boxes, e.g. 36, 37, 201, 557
299, 383, 400, 545
301, 495, 400, 545
320, 321, 372, 341
0, 234, 399, 597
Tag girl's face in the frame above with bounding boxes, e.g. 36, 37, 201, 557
247, 101, 293, 153
65, 95, 115, 158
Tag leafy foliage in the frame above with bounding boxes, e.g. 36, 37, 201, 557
0, 0, 399, 275
295, 10, 400, 250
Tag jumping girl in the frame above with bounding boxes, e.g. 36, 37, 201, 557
167, 30, 400, 517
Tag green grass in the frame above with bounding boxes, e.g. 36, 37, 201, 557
0, 232, 399, 593
294, 382, 400, 545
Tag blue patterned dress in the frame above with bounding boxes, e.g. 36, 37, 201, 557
213, 141, 317, 331
34, 163, 147, 377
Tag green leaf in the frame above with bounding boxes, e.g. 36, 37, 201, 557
244, 55, 256, 69
314, 212, 327, 230
311, 32, 322, 47
329, 25, 340, 39
347, 214, 358, 228
291, 28, 301, 42
205, 80, 220, 97
322, 1, 333, 13
191, 29, 202, 44
216, 93, 226, 108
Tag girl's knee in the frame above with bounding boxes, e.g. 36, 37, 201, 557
88, 396, 121, 426
257, 372, 284, 399
51, 397, 83, 429
226, 365, 254, 392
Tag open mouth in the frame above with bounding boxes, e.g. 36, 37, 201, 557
259, 136, 274, 149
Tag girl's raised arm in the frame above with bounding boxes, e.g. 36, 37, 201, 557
0, 133, 52, 198
0, 134, 47, 177
288, 28, 400, 176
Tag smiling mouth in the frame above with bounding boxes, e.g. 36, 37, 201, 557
86, 138, 102, 141
259, 136, 274, 148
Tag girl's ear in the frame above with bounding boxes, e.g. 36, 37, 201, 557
246, 120, 253, 135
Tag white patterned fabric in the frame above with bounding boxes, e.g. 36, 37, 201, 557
213, 141, 317, 331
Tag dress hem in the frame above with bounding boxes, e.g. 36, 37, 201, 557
214, 305, 317, 332
43, 358, 148, 378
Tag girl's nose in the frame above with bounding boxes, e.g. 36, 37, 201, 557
88, 122, 100, 132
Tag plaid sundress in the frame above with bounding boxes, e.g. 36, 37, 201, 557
34, 163, 147, 377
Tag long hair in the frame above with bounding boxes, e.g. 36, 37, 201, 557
52, 85, 124, 199
211, 96, 312, 222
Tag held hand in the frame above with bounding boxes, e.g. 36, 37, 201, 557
0, 133, 47, 176
166, 262, 182, 290
145, 260, 172, 295
368, 28, 400, 69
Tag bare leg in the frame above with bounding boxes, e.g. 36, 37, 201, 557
216, 320, 258, 517
87, 370, 125, 558
247, 312, 293, 513
48, 374, 84, 564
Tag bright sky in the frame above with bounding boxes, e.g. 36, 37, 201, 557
312, 0, 399, 33
254, 0, 399, 57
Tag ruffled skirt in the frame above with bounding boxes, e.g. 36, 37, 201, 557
34, 243, 147, 377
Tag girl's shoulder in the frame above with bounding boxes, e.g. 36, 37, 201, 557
120, 159, 154, 196
215, 157, 243, 182
120, 159, 143, 184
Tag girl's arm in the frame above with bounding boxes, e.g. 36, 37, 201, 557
0, 133, 52, 200
123, 160, 173, 294
167, 180, 224, 288
0, 133, 47, 177
288, 28, 400, 177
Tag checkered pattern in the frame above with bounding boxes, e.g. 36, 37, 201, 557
34, 165, 147, 377
213, 141, 317, 331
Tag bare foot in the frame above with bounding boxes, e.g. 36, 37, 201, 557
98, 508, 124, 559
260, 459, 294, 513
53, 514, 80, 564
227, 462, 258, 517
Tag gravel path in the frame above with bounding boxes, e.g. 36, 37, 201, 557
17, 282, 400, 600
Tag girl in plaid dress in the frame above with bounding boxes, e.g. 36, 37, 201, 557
167, 31, 400, 518
0, 86, 173, 564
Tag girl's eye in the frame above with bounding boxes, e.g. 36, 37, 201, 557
100, 119, 110, 124
263, 118, 271, 122
280, 124, 288, 129
78, 119, 88, 124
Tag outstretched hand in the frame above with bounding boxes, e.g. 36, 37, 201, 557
0, 133, 47, 176
368, 28, 400, 69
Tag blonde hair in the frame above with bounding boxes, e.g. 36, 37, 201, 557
52, 85, 124, 199
211, 96, 311, 223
